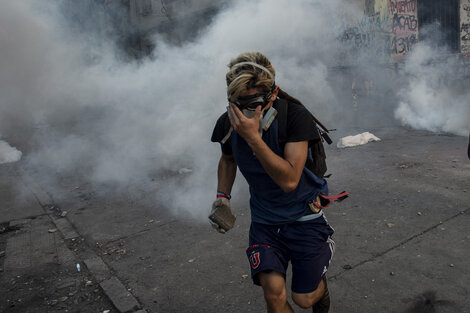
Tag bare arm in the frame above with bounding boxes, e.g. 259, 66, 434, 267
217, 153, 237, 195
228, 103, 307, 193
247, 139, 307, 193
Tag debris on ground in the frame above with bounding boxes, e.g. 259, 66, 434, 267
396, 162, 422, 169
46, 204, 68, 218
106, 247, 127, 256
337, 132, 381, 148
0, 263, 114, 312
104, 247, 127, 261
178, 168, 193, 174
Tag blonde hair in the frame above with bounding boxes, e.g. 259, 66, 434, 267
226, 52, 276, 102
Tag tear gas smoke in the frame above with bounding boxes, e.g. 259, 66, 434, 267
394, 43, 470, 137
0, 0, 467, 222
0, 139, 22, 164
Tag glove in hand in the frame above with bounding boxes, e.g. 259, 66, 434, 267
209, 198, 236, 233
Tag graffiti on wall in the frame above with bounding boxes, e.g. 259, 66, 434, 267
390, 0, 416, 13
338, 0, 419, 59
462, 0, 470, 53
339, 12, 390, 56
359, 13, 390, 33
463, 3, 470, 17
340, 27, 374, 48
462, 24, 470, 40
389, 0, 418, 56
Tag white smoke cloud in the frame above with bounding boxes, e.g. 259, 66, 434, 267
3, 0, 466, 222
0, 139, 22, 164
1, 0, 364, 221
394, 43, 470, 137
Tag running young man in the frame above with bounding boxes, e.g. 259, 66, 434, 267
211, 52, 336, 313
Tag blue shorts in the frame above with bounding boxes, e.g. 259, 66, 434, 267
246, 215, 335, 294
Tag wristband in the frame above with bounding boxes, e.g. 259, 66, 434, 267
217, 191, 231, 200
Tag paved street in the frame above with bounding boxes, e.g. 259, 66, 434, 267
1, 127, 469, 313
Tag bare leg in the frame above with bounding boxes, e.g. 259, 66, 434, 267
291, 279, 326, 309
258, 271, 294, 313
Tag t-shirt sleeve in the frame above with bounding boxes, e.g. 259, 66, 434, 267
220, 138, 232, 155
285, 103, 321, 143
211, 112, 233, 155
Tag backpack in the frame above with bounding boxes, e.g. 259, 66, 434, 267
275, 98, 332, 178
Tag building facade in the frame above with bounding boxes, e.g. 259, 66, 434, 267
95, 0, 470, 60
126, 0, 229, 54
363, 0, 470, 58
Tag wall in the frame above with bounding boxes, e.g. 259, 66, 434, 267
339, 0, 420, 61
461, 0, 470, 54
129, 0, 170, 33
339, 7, 389, 50
374, 0, 389, 24
389, 0, 418, 57
129, 0, 226, 33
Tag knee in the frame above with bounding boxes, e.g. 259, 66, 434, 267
264, 286, 288, 307
292, 293, 316, 309
292, 285, 324, 309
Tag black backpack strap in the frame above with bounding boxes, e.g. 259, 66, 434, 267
275, 98, 289, 144
211, 112, 232, 143
275, 98, 331, 178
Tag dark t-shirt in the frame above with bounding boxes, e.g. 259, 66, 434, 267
211, 100, 320, 154
211, 99, 327, 224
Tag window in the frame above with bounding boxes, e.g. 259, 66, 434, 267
418, 0, 459, 52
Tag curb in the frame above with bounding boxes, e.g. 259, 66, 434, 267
100, 277, 141, 313
19, 167, 147, 313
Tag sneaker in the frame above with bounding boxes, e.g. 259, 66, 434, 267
312, 276, 330, 313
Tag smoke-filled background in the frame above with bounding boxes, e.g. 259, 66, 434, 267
395, 41, 470, 136
1, 0, 469, 221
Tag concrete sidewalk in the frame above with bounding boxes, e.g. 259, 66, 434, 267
0, 164, 142, 313
1, 128, 469, 313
